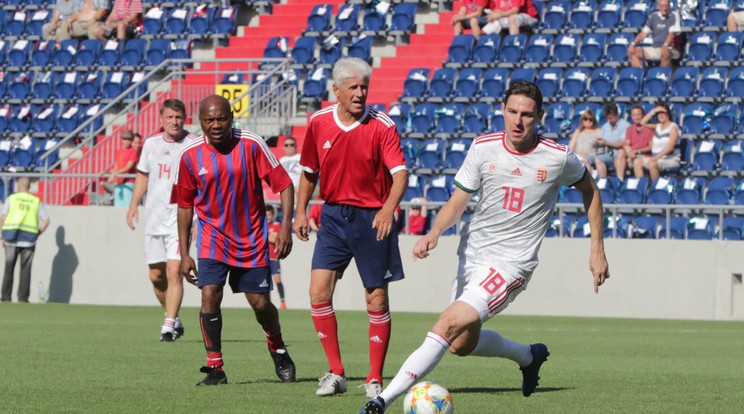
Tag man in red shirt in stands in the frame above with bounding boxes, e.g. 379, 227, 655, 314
100, 129, 138, 207
171, 95, 296, 386
294, 57, 408, 399
451, 0, 490, 40
483, 0, 539, 35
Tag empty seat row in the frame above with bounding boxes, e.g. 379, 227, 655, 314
142, 5, 237, 37
0, 70, 148, 103
0, 137, 60, 171
0, 103, 104, 137
287, 34, 375, 68
304, 3, 417, 35
0, 9, 50, 37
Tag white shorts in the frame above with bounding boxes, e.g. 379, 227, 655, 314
482, 13, 538, 34
642, 46, 681, 61
144, 234, 180, 264
641, 155, 681, 171
450, 257, 528, 322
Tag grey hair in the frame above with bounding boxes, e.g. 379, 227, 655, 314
332, 57, 372, 85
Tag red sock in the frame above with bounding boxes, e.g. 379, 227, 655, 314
311, 302, 344, 376
367, 307, 391, 384
264, 329, 286, 352
207, 352, 223, 369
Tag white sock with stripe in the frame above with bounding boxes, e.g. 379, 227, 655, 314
469, 329, 532, 366
378, 331, 450, 407
161, 318, 175, 334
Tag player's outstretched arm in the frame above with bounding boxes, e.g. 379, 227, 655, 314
373, 169, 408, 241
126, 172, 149, 230
574, 173, 610, 293
276, 184, 294, 259
293, 170, 318, 241
413, 187, 472, 260
177, 206, 198, 286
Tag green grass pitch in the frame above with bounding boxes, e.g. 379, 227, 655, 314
1, 303, 743, 413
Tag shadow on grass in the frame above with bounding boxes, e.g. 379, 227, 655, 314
449, 386, 568, 395
237, 375, 371, 385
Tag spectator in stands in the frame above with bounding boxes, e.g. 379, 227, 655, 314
482, 0, 539, 35
596, 103, 630, 180
133, 132, 143, 159
279, 137, 301, 193
1, 177, 51, 303
627, 0, 681, 68
568, 109, 603, 177
57, 0, 109, 41
451, 0, 490, 40
92, 0, 143, 41
43, 0, 78, 39
634, 104, 680, 180
622, 105, 654, 180
728, 10, 744, 32
405, 197, 427, 235
100, 130, 138, 207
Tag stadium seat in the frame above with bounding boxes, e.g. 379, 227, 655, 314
643, 67, 672, 98
10, 104, 31, 133
30, 40, 53, 67
301, 67, 330, 101
425, 174, 452, 202
542, 0, 570, 30
417, 139, 446, 173
32, 104, 57, 136
53, 72, 79, 100
443, 138, 471, 170
401, 68, 430, 101
588, 67, 616, 98
721, 140, 744, 172
143, 6, 165, 35
691, 140, 722, 175
553, 34, 580, 65
318, 35, 343, 67
705, 176, 736, 205
362, 7, 387, 33
682, 103, 714, 136
263, 36, 290, 67
480, 68, 509, 101
624, 0, 650, 29
659, 216, 688, 239
715, 32, 744, 63
545, 213, 576, 238
145, 38, 170, 66
390, 3, 417, 33
166, 40, 191, 65
334, 4, 360, 34
0, 40, 8, 67
6, 10, 28, 37
687, 216, 718, 240
0, 72, 7, 100
101, 71, 128, 100
306, 4, 333, 34
400, 137, 419, 168
698, 67, 727, 99
189, 5, 214, 35
404, 173, 425, 201
499, 34, 528, 65
8, 71, 32, 101
489, 106, 505, 132
32, 71, 55, 100
616, 67, 644, 99
165, 7, 190, 35
78, 72, 102, 102
447, 34, 475, 67
347, 35, 373, 63
727, 66, 744, 99
736, 179, 744, 205
710, 103, 738, 136
561, 185, 583, 203
511, 68, 536, 84
212, 7, 237, 35
569, 0, 597, 30
291, 36, 317, 67
28, 9, 50, 37
453, 68, 482, 102
524, 34, 553, 65
561, 68, 589, 99
669, 66, 699, 101
77, 39, 101, 67
596, 0, 622, 29
462, 102, 489, 136
388, 103, 411, 135
50, 39, 79, 67
597, 176, 619, 205
409, 103, 437, 138
685, 31, 716, 64
434, 103, 464, 136
428, 68, 456, 102
647, 176, 677, 205
542, 102, 572, 134
35, 138, 60, 168
675, 176, 706, 204
536, 68, 563, 100
57, 104, 80, 133
578, 33, 607, 64
617, 177, 649, 204
629, 215, 658, 239
722, 215, 744, 240
100, 39, 123, 67
0, 106, 9, 136
472, 34, 500, 66
8, 39, 31, 67
122, 39, 147, 68
606, 33, 634, 63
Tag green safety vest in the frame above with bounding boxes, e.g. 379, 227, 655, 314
1, 192, 41, 243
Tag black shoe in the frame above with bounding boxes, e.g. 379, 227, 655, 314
520, 343, 549, 397
175, 325, 184, 338
196, 366, 227, 386
270, 348, 296, 383
160, 331, 176, 342
361, 396, 386, 414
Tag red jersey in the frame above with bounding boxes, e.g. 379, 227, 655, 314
626, 125, 654, 150
267, 221, 282, 260
171, 129, 292, 268
490, 0, 538, 18
114, 146, 138, 184
300, 104, 406, 208
463, 0, 489, 12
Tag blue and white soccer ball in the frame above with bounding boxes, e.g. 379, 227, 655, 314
402, 381, 453, 414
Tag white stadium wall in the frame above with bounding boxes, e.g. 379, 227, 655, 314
10, 207, 744, 321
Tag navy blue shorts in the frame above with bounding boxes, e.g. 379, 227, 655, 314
312, 203, 404, 289
197, 259, 272, 294
269, 259, 281, 275
462, 16, 489, 29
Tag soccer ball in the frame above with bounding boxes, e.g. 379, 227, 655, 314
402, 381, 453, 414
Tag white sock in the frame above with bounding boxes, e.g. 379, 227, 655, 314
378, 331, 450, 407
161, 318, 175, 334
469, 330, 532, 366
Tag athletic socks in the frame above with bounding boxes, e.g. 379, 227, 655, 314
161, 317, 176, 334
264, 329, 286, 353
207, 352, 224, 369
200, 311, 222, 351
470, 330, 533, 366
378, 331, 450, 407
367, 308, 391, 384
276, 282, 285, 301
311, 302, 344, 376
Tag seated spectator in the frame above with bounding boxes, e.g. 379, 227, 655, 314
627, 0, 681, 68
633, 104, 680, 180
596, 103, 630, 179
43, 0, 78, 39
99, 130, 138, 207
482, 0, 539, 35
58, 0, 109, 41
452, 0, 490, 40
132, 132, 143, 159
728, 10, 744, 32
568, 109, 603, 177
405, 197, 428, 235
92, 0, 143, 41
622, 105, 654, 180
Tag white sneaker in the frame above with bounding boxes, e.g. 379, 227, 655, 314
316, 372, 347, 396
362, 380, 382, 398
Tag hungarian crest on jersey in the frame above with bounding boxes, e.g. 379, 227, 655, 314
537, 167, 548, 183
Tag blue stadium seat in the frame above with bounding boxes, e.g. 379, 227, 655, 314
122, 39, 147, 68
616, 67, 644, 98
30, 40, 53, 67
101, 71, 128, 100
146, 38, 170, 66
189, 5, 214, 35
685, 31, 716, 64
690, 140, 722, 175
443, 138, 471, 170
447, 34, 475, 66
536, 68, 563, 100
0, 108, 9, 137
428, 68, 456, 102
418, 139, 446, 172
28, 9, 50, 37
715, 32, 743, 62
736, 179, 744, 205
362, 7, 387, 33
409, 103, 437, 138
721, 140, 744, 172
100, 39, 124, 67
32, 72, 55, 100
212, 7, 237, 35
453, 68, 482, 102
54, 72, 79, 100
511, 68, 536, 84
647, 176, 677, 204
400, 137, 419, 168
524, 34, 553, 64
166, 40, 191, 64
6, 10, 28, 37
143, 6, 165, 35
77, 39, 101, 67
682, 103, 714, 135
264, 36, 290, 60
617, 176, 649, 204
698, 67, 727, 99
596, 0, 622, 29
0, 41, 8, 67
8, 39, 31, 67
334, 4, 360, 34
10, 104, 32, 133
659, 216, 688, 239
489, 106, 505, 132
543, 0, 570, 30
722, 215, 744, 240
545, 213, 576, 238
51, 39, 79, 67
727, 66, 744, 99
569, 0, 597, 30
561, 185, 584, 203
675, 176, 706, 204
348, 35, 373, 63
669, 66, 699, 101
596, 176, 619, 204
606, 33, 634, 63
499, 34, 528, 65
401, 68, 430, 101
301, 68, 330, 101
562, 68, 589, 98
57, 104, 80, 133
32, 104, 57, 136
579, 33, 607, 64
711, 103, 738, 135
588, 67, 616, 98
481, 68, 509, 101
78, 72, 102, 101
462, 102, 489, 136
687, 216, 718, 240
624, 0, 650, 29
434, 103, 464, 136
643, 67, 672, 98
705, 176, 736, 205
425, 174, 453, 202
708, 1, 739, 27
404, 173, 425, 201
291, 36, 317, 66
306, 4, 333, 33
8, 71, 32, 100
472, 34, 500, 66
35, 138, 60, 168
390, 3, 417, 33
554, 34, 580, 64
318, 35, 343, 66
0, 72, 7, 99
165, 7, 190, 35
542, 102, 572, 134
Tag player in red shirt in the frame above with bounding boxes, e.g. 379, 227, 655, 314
171, 95, 296, 386
294, 58, 408, 398
266, 205, 286, 310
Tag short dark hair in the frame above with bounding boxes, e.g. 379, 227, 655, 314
161, 99, 186, 116
266, 205, 275, 214
631, 104, 645, 114
504, 81, 543, 113
604, 103, 619, 117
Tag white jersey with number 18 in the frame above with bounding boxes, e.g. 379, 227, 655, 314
453, 131, 586, 279
136, 132, 198, 236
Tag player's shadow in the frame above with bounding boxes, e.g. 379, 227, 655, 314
47, 226, 78, 303
449, 386, 568, 395
238, 375, 369, 385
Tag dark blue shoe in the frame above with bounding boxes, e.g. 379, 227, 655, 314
361, 396, 386, 414
520, 343, 549, 397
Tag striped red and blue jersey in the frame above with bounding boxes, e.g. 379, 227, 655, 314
171, 129, 292, 268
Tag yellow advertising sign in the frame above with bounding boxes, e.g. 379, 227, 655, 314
215, 84, 249, 118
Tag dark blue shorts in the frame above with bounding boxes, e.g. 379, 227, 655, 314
197, 259, 272, 294
312, 203, 404, 289
462, 16, 489, 29
269, 259, 281, 275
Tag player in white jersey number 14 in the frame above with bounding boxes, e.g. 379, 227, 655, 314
361, 81, 610, 414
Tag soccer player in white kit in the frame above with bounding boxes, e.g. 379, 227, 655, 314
127, 99, 198, 342
362, 82, 610, 413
